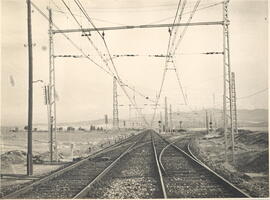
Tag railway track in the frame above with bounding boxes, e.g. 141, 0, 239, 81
152, 131, 251, 198
75, 130, 165, 198
2, 130, 146, 199
3, 129, 251, 199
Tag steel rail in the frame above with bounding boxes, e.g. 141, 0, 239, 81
73, 132, 146, 198
153, 131, 251, 198
187, 142, 204, 164
187, 143, 252, 198
52, 21, 224, 34
158, 141, 178, 174
151, 133, 168, 199
129, 140, 152, 151
2, 130, 144, 199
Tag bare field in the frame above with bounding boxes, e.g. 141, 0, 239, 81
1, 129, 133, 153
0, 128, 136, 192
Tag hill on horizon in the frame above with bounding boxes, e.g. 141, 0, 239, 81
31, 108, 268, 128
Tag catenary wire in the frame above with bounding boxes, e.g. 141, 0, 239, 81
74, 0, 149, 126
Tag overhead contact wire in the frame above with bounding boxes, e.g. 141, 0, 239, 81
75, 0, 149, 126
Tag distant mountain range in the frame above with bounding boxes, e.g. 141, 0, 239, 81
46, 108, 269, 129
4, 109, 267, 130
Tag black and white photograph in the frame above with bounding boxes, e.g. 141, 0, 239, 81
1, 0, 269, 198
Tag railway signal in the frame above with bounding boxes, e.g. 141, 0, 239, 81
158, 120, 162, 133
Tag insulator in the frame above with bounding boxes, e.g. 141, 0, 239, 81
168, 28, 171, 36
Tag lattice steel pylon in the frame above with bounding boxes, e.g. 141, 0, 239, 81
222, 0, 233, 163
48, 8, 57, 162
231, 72, 238, 163
113, 76, 119, 129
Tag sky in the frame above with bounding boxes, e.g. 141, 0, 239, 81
1, 0, 268, 126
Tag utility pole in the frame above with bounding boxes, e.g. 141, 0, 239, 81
169, 104, 173, 133
222, 0, 232, 163
164, 97, 168, 132
206, 110, 209, 134
104, 114, 108, 131
48, 8, 57, 162
123, 120, 126, 129
113, 76, 119, 129
160, 111, 163, 124
133, 87, 137, 128
231, 72, 237, 163
212, 93, 217, 129
26, 0, 33, 176
128, 104, 131, 128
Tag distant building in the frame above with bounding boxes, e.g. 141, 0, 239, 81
67, 126, 75, 131
57, 127, 63, 131
78, 127, 85, 131
9, 127, 19, 132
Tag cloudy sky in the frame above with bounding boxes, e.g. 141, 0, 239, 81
1, 0, 268, 126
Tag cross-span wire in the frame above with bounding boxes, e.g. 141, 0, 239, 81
172, 0, 201, 55
31, 1, 113, 77
151, 0, 190, 126
61, 0, 115, 76
237, 88, 268, 100
74, 0, 149, 126
148, 1, 224, 25
32, 2, 155, 124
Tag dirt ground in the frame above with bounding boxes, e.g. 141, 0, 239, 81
189, 129, 269, 197
0, 128, 136, 195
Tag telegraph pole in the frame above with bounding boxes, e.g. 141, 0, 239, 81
132, 87, 138, 128
128, 104, 131, 128
26, 0, 33, 176
105, 114, 108, 131
113, 77, 119, 129
48, 8, 53, 162
169, 104, 172, 133
212, 93, 217, 129
164, 97, 168, 132
206, 111, 209, 134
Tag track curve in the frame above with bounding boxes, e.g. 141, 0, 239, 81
152, 131, 251, 198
